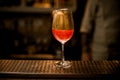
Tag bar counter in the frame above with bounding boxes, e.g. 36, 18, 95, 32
0, 60, 120, 80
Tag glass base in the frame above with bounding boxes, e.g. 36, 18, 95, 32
55, 61, 71, 68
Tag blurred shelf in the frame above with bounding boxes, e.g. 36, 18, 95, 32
0, 0, 77, 13
0, 7, 53, 13
0, 7, 76, 13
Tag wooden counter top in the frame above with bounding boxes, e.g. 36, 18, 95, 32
0, 60, 120, 80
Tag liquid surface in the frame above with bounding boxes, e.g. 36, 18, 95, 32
52, 29, 74, 44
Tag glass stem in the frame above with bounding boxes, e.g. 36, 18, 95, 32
62, 43, 65, 63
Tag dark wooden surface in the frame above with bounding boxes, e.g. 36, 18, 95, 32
0, 60, 120, 80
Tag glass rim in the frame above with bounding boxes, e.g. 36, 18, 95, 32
52, 8, 72, 15
53, 8, 71, 11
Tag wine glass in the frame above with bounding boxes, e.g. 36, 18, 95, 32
52, 8, 74, 68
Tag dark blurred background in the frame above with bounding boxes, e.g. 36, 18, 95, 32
0, 0, 87, 60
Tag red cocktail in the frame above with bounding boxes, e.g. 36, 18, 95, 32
52, 8, 74, 68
